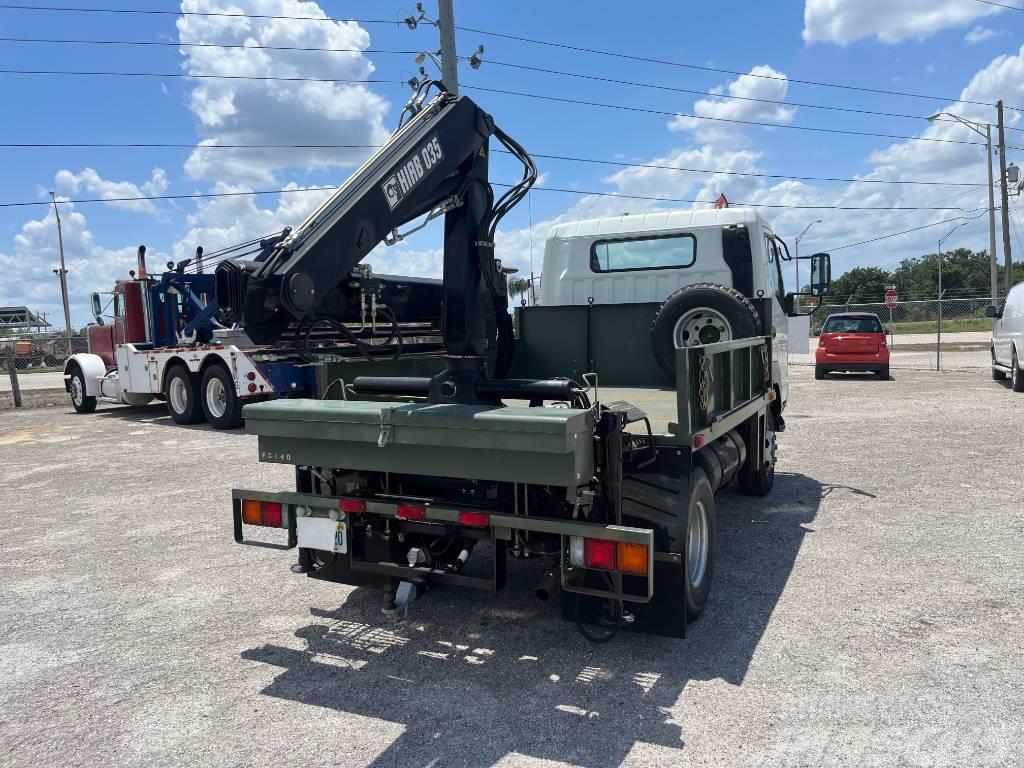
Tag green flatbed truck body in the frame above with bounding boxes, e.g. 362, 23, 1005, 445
231, 299, 780, 638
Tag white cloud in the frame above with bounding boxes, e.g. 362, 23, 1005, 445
0, 204, 166, 328
965, 25, 1000, 45
177, 0, 391, 184
804, 0, 1002, 45
172, 182, 334, 260
669, 66, 795, 144
53, 167, 169, 214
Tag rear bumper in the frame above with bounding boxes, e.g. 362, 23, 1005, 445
231, 488, 660, 604
817, 362, 887, 372
815, 350, 889, 370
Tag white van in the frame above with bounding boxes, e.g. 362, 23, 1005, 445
989, 280, 1024, 391
540, 207, 802, 407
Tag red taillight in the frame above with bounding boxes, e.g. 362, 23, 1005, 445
246, 371, 256, 381
260, 501, 282, 527
241, 499, 284, 527
396, 504, 427, 521
340, 498, 366, 514
584, 538, 616, 571
247, 383, 257, 393
458, 510, 491, 527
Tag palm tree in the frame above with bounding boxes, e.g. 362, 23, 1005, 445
507, 276, 532, 306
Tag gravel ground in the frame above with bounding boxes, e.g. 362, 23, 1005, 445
1, 367, 1022, 767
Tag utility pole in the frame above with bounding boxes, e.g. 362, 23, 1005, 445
437, 0, 459, 95
927, 112, 998, 302
997, 100, 1013, 297
49, 192, 73, 340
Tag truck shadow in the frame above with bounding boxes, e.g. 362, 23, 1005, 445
91, 404, 248, 434
241, 472, 823, 767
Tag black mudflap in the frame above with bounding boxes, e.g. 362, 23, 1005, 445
561, 447, 692, 639
561, 560, 688, 639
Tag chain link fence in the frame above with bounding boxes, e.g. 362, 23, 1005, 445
789, 297, 994, 371
1, 335, 86, 409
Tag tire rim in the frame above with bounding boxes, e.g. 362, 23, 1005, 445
168, 377, 189, 415
1014, 357, 1019, 388
688, 499, 709, 588
674, 308, 733, 348
205, 377, 227, 419
70, 376, 83, 407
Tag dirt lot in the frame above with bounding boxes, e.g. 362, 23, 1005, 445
1, 368, 1022, 767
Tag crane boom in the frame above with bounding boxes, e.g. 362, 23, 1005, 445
215, 90, 536, 404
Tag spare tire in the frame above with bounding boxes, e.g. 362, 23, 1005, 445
651, 283, 762, 380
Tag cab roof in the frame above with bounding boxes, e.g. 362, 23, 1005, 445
547, 207, 772, 240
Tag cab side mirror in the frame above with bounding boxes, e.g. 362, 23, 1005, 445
985, 304, 1001, 319
90, 292, 103, 319
809, 252, 832, 297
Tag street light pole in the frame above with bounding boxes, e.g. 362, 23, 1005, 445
927, 113, 998, 302
794, 219, 822, 295
49, 192, 73, 341
938, 223, 965, 371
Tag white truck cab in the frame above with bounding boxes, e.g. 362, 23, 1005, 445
539, 207, 798, 407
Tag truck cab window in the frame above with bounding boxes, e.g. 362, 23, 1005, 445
764, 234, 785, 303
113, 292, 123, 318
590, 233, 696, 273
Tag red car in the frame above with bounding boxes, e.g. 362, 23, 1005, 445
815, 312, 890, 380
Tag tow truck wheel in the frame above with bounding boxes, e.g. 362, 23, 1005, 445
200, 364, 243, 429
164, 365, 204, 424
68, 366, 97, 414
1012, 351, 1024, 393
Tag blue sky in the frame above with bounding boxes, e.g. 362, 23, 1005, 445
2, 0, 1024, 326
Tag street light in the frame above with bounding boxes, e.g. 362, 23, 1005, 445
794, 219, 822, 294
937, 223, 966, 371
928, 112, 998, 303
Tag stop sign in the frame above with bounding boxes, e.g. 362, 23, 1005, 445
884, 290, 899, 309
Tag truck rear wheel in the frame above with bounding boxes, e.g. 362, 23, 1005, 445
68, 366, 97, 414
201, 364, 243, 429
651, 283, 762, 380
617, 464, 717, 632
739, 429, 776, 496
164, 365, 204, 424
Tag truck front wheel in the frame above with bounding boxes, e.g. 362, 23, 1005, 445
200, 364, 243, 429
68, 366, 97, 414
164, 365, 204, 424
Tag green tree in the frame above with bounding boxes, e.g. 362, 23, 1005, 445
506, 276, 532, 306
824, 266, 893, 305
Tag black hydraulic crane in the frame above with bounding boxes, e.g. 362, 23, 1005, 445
215, 88, 538, 404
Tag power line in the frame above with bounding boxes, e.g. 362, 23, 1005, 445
804, 186, 985, 248
5, 36, 1017, 132
0, 3, 400, 25
455, 24, 1023, 112
0, 68, 406, 85
0, 142, 987, 188
465, 85, 1018, 150
0, 69, 1009, 150
827, 212, 987, 252
482, 58, 1016, 130
0, 184, 983, 211
2, 3, 1020, 111
0, 36, 420, 55
974, 0, 1023, 11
